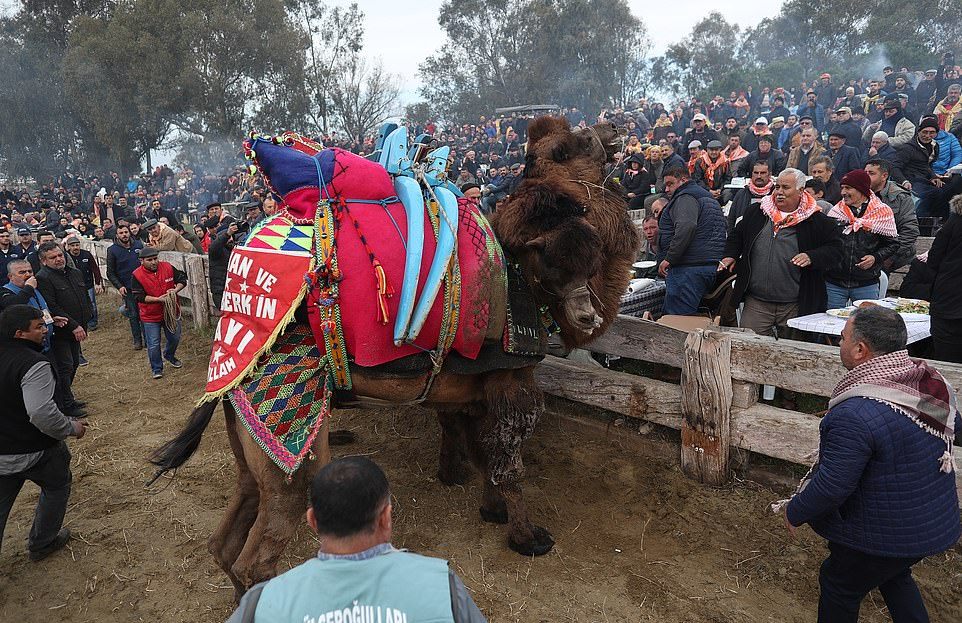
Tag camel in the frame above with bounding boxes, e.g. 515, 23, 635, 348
149, 117, 639, 599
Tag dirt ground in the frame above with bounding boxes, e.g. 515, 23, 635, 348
1, 303, 960, 622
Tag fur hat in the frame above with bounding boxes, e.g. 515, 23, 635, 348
840, 169, 872, 198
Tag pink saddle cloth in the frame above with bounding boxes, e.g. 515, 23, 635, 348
250, 138, 505, 367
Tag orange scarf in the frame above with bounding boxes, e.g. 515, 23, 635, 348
828, 193, 897, 238
760, 191, 820, 235
698, 152, 729, 188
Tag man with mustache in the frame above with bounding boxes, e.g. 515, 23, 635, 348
719, 168, 842, 339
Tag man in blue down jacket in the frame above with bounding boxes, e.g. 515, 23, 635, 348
784, 306, 961, 622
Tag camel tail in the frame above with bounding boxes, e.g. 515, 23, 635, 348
146, 399, 219, 487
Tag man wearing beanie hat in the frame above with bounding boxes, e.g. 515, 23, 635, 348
863, 96, 916, 148
824, 169, 899, 308
895, 116, 962, 218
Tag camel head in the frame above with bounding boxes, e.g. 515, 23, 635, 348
523, 215, 606, 334
493, 180, 607, 336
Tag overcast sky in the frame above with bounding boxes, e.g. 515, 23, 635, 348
354, 0, 786, 102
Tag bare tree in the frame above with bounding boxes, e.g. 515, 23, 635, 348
329, 57, 400, 142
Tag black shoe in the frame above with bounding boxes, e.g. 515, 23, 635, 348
166, 357, 183, 369
65, 408, 88, 419
134, 342, 143, 351
29, 529, 71, 561
73, 400, 88, 408
88, 324, 98, 331
78, 355, 89, 367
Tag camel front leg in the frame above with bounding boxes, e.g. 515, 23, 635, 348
479, 368, 554, 555
230, 418, 330, 588
435, 408, 473, 486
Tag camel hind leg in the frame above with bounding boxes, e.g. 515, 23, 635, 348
207, 401, 260, 601
230, 417, 331, 589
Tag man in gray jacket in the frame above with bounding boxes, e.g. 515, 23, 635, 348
865, 159, 919, 271
0, 305, 86, 559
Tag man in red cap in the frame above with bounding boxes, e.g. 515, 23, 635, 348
823, 170, 899, 308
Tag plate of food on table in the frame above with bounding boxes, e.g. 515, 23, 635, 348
851, 298, 930, 322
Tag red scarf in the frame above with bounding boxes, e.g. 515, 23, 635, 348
831, 350, 957, 473
760, 191, 820, 235
828, 193, 897, 238
748, 179, 774, 196
725, 145, 749, 162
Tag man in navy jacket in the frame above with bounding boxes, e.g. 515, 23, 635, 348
784, 306, 961, 622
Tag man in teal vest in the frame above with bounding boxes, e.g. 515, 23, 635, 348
227, 457, 486, 623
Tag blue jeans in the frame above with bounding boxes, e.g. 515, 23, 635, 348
87, 287, 98, 329
825, 281, 879, 309
663, 264, 717, 315
818, 541, 927, 622
143, 320, 182, 374
123, 289, 144, 347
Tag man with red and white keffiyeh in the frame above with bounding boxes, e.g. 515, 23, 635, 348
824, 169, 899, 309
778, 306, 961, 622
719, 168, 842, 339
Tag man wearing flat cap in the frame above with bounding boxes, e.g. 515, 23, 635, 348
830, 107, 864, 147
863, 96, 916, 148
145, 218, 194, 254
692, 139, 731, 201
131, 246, 186, 380
827, 130, 863, 181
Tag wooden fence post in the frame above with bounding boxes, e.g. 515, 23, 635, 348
681, 329, 733, 485
185, 254, 211, 330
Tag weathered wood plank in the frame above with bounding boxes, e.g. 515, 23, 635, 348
720, 329, 962, 400
185, 255, 211, 329
681, 330, 733, 485
586, 315, 687, 368
534, 355, 682, 429
732, 380, 759, 409
731, 403, 820, 466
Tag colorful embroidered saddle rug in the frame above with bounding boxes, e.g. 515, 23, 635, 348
245, 135, 507, 369
228, 324, 329, 475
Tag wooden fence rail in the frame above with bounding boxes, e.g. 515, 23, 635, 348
536, 315, 962, 507
80, 239, 215, 329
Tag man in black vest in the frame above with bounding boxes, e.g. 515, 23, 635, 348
0, 305, 86, 559
657, 166, 727, 315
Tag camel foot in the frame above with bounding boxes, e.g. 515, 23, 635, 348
329, 429, 357, 446
509, 525, 555, 556
479, 502, 509, 525
437, 462, 472, 486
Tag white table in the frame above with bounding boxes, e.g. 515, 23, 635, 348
788, 313, 931, 344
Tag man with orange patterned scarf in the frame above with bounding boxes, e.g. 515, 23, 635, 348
824, 170, 900, 309
692, 140, 731, 202
719, 168, 842, 339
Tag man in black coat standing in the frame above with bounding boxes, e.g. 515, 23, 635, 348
719, 168, 843, 339
827, 131, 863, 181
35, 242, 90, 418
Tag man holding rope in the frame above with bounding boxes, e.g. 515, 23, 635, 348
131, 247, 186, 379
